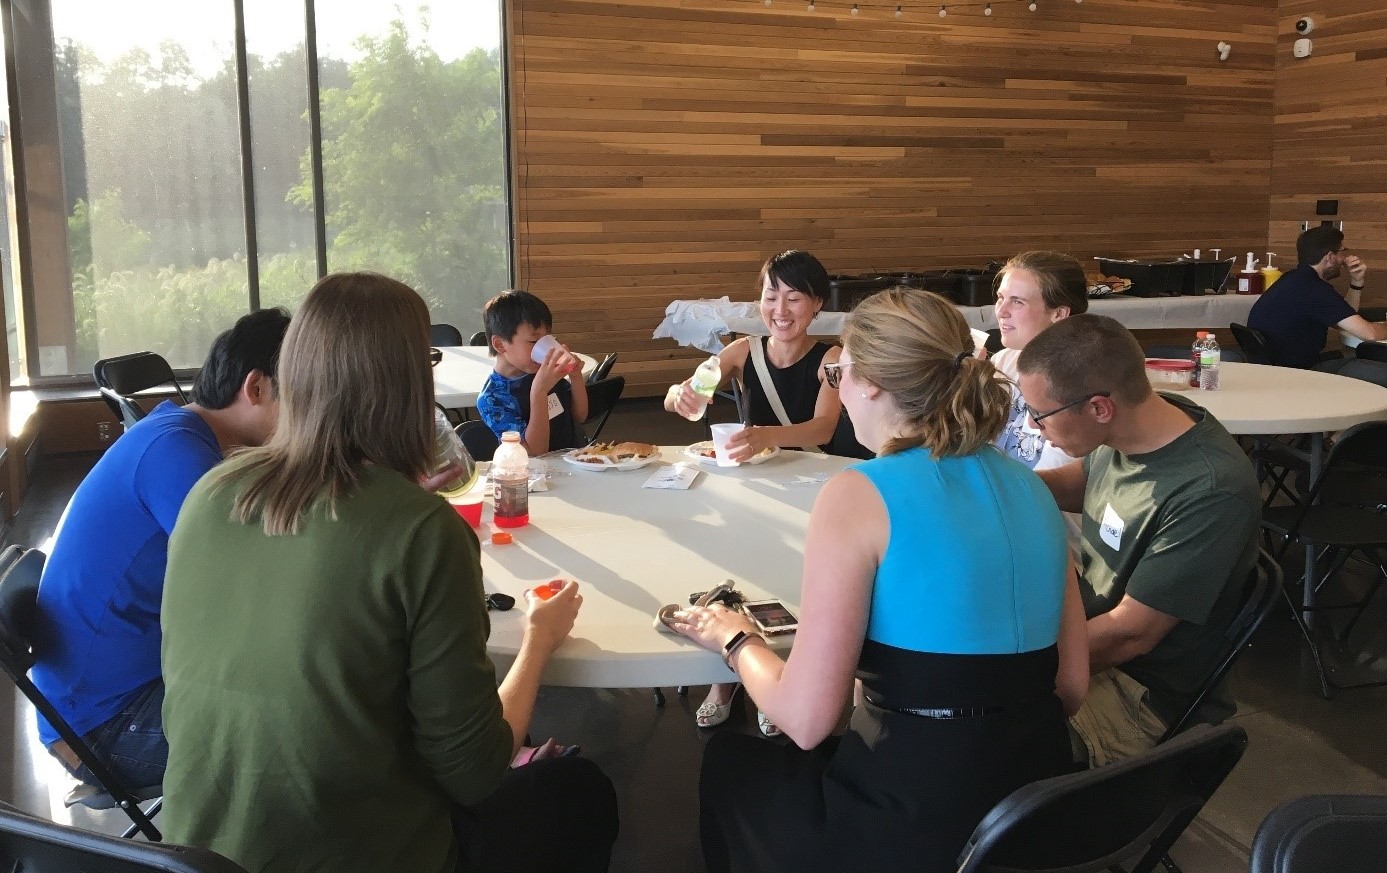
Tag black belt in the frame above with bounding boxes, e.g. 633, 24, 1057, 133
865, 693, 1003, 720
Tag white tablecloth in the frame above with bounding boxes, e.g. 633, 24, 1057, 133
479, 448, 853, 688
434, 346, 597, 408
1175, 362, 1387, 435
655, 295, 1259, 352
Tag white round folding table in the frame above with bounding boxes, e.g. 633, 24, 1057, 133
433, 346, 597, 408
476, 448, 853, 688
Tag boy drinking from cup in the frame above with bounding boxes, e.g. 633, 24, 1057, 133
478, 289, 590, 454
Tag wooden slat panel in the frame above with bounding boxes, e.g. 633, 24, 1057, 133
510, 0, 1278, 396
1270, 2, 1387, 307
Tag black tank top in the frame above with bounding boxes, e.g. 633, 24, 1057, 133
742, 338, 831, 429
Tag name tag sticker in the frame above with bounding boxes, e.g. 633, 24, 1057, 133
546, 393, 564, 420
1100, 503, 1125, 551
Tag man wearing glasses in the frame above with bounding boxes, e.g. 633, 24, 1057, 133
1015, 315, 1260, 768
1249, 225, 1385, 368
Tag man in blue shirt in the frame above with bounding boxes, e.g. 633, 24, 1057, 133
31, 308, 291, 792
1248, 226, 1383, 368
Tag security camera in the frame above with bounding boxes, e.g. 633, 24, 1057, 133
1295, 17, 1314, 35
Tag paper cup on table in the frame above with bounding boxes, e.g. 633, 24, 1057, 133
531, 334, 561, 365
709, 423, 742, 467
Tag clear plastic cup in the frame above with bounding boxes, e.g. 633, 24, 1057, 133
709, 423, 742, 467
531, 334, 561, 365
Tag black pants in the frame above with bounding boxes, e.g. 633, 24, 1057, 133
453, 756, 618, 873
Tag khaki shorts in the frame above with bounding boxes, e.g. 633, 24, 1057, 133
1069, 668, 1169, 768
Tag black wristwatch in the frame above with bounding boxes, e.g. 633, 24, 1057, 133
722, 630, 762, 669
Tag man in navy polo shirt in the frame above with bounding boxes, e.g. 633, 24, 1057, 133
1249, 226, 1385, 368
31, 308, 290, 792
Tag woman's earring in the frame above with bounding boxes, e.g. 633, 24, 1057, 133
861, 392, 869, 399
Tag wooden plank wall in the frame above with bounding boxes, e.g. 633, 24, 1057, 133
1270, 2, 1387, 308
508, 0, 1277, 396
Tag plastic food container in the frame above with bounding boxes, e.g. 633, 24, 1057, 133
1145, 358, 1195, 390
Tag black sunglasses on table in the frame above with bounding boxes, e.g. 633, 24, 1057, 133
429, 347, 443, 367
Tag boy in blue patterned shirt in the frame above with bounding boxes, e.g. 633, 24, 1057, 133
476, 289, 589, 454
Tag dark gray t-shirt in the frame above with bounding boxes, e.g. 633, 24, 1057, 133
1079, 393, 1260, 725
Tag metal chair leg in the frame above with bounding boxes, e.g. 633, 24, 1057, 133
653, 688, 666, 707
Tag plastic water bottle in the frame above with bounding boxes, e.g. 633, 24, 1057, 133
1199, 333, 1221, 391
1189, 331, 1207, 388
492, 431, 530, 528
684, 356, 722, 422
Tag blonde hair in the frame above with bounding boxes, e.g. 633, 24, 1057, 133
841, 288, 1010, 457
221, 272, 436, 535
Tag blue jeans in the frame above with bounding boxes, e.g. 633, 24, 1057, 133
54, 678, 168, 792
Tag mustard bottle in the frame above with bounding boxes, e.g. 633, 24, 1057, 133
1261, 252, 1283, 289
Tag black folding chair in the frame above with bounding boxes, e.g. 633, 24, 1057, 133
0, 799, 242, 871
455, 421, 500, 463
587, 353, 617, 385
1260, 421, 1387, 698
955, 724, 1248, 873
584, 376, 625, 443
92, 352, 188, 431
429, 323, 464, 347
468, 330, 488, 347
1353, 341, 1387, 364
0, 546, 163, 840
1250, 794, 1387, 873
1230, 322, 1275, 366
1158, 548, 1283, 743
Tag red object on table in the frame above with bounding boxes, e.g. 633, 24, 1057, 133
531, 580, 565, 600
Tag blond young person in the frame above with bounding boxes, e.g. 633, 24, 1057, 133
666, 289, 1087, 873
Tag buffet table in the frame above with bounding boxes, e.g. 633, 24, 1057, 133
655, 295, 1258, 353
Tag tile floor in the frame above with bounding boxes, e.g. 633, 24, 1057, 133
3, 397, 1386, 872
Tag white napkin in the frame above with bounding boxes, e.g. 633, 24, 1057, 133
643, 463, 700, 490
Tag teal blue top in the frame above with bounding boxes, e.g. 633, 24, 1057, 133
850, 446, 1067, 655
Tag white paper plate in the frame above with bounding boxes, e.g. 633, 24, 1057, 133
562, 449, 662, 472
683, 441, 780, 466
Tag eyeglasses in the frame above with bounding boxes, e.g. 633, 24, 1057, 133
1025, 391, 1111, 426
485, 592, 515, 611
429, 348, 443, 368
823, 361, 854, 389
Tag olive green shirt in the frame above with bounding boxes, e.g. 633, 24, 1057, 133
1079, 393, 1260, 726
161, 460, 512, 873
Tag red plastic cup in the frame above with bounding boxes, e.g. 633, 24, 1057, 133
451, 498, 483, 528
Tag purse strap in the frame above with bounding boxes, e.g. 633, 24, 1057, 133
748, 337, 824, 454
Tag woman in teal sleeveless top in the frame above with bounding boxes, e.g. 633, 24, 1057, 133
666, 289, 1088, 873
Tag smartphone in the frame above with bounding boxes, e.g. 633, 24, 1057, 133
741, 599, 799, 636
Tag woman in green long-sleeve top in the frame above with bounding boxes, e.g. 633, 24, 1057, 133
160, 272, 618, 873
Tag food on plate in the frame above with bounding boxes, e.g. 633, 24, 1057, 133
569, 441, 659, 464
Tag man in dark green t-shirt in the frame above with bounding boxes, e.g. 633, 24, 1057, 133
1017, 315, 1260, 767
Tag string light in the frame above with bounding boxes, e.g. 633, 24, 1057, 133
895, 4, 903, 16
1028, 0, 1037, 9
939, 4, 947, 15
807, 0, 815, 8
850, 2, 859, 13
984, 2, 992, 13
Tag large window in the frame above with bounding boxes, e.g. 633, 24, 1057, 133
8, 1, 509, 379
